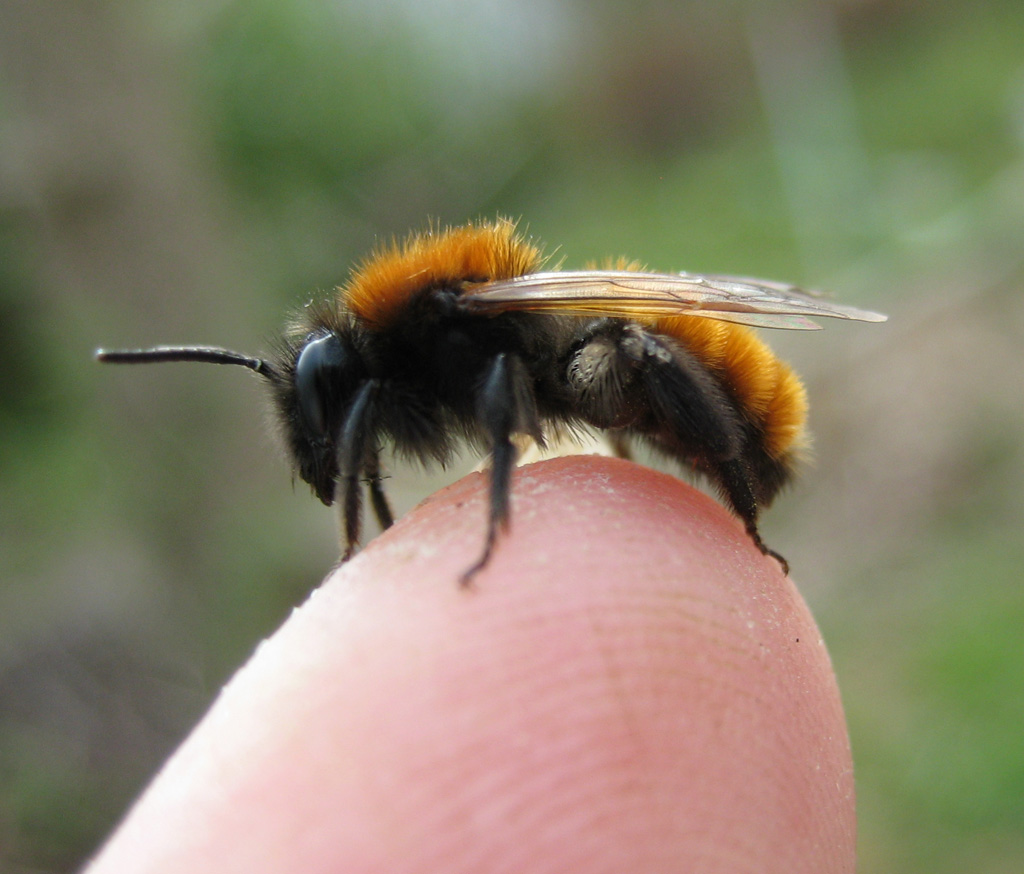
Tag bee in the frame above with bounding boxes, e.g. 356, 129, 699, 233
98, 218, 886, 582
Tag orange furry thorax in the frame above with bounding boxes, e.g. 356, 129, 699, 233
343, 219, 544, 329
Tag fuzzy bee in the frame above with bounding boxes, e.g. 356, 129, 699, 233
98, 218, 886, 582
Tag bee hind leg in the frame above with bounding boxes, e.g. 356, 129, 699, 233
614, 326, 789, 573
714, 458, 789, 575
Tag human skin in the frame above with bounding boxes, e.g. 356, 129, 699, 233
86, 456, 855, 873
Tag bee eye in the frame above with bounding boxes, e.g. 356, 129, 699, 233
294, 333, 347, 438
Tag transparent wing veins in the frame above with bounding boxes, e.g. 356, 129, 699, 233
463, 271, 887, 330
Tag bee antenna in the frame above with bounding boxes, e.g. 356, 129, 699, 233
96, 345, 281, 383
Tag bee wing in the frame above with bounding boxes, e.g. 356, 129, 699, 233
463, 271, 888, 330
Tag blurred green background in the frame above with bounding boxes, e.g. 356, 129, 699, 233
2, 0, 1022, 870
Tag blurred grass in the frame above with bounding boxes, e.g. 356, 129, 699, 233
831, 532, 1024, 872
2, 0, 1023, 870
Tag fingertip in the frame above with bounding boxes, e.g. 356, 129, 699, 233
361, 454, 785, 591
88, 457, 854, 874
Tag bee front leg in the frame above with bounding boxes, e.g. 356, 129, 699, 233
335, 380, 381, 561
363, 450, 395, 532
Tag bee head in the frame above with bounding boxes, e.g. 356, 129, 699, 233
277, 331, 367, 506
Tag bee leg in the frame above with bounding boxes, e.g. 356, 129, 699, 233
569, 323, 741, 459
336, 380, 380, 561
624, 328, 743, 462
714, 459, 790, 575
609, 431, 633, 460
461, 353, 537, 586
618, 328, 788, 570
364, 451, 395, 531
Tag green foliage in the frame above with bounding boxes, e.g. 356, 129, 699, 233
833, 532, 1024, 873
196, 0, 428, 200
